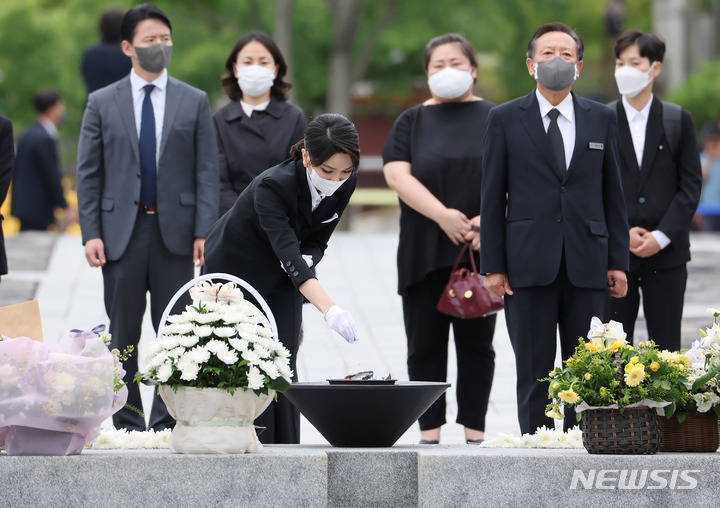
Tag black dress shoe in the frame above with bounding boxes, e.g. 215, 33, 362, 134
419, 439, 439, 444
466, 439, 484, 445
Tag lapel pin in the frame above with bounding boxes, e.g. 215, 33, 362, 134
589, 142, 604, 150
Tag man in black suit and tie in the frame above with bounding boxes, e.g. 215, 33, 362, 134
11, 91, 73, 231
607, 31, 702, 351
0, 115, 13, 282
77, 3, 218, 431
481, 22, 629, 434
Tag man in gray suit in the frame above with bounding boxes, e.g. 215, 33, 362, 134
77, 3, 218, 431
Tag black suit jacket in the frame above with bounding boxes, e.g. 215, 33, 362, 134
481, 91, 629, 289
11, 122, 66, 230
614, 98, 702, 271
0, 116, 14, 275
204, 158, 356, 296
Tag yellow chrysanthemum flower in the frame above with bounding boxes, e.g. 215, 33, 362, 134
680, 355, 691, 368
584, 373, 592, 380
625, 366, 645, 387
624, 363, 634, 373
631, 356, 639, 364
609, 340, 623, 352
650, 362, 660, 372
545, 407, 564, 420
559, 389, 580, 404
625, 345, 634, 351
585, 343, 599, 353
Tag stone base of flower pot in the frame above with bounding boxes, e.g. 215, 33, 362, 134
159, 385, 274, 453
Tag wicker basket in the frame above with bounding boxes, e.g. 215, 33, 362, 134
581, 407, 660, 454
658, 412, 720, 452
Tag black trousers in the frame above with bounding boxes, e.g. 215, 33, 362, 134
103, 213, 193, 431
252, 280, 302, 444
606, 263, 687, 352
402, 268, 496, 431
504, 260, 606, 434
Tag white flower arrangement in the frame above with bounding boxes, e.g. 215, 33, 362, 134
87, 428, 171, 450
479, 426, 583, 449
137, 281, 292, 396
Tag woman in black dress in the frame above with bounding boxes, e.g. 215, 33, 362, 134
204, 113, 360, 444
215, 32, 307, 215
383, 34, 496, 445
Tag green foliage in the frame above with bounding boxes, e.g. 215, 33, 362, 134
666, 60, 720, 133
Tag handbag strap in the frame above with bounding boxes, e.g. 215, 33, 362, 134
450, 242, 478, 274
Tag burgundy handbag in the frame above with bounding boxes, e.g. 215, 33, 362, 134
436, 242, 504, 319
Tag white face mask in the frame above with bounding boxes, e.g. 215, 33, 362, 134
308, 160, 348, 197
236, 65, 275, 98
614, 63, 656, 98
427, 67, 474, 99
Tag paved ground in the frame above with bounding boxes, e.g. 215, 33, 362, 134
2, 206, 719, 445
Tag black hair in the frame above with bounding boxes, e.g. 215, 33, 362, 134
290, 114, 360, 172
33, 90, 62, 114
527, 22, 584, 61
424, 33, 477, 71
221, 32, 291, 102
614, 30, 666, 63
120, 3, 172, 44
99, 8, 125, 43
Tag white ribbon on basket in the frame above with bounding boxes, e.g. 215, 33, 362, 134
575, 400, 671, 413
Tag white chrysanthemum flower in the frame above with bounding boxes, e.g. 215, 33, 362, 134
275, 346, 291, 359
167, 346, 186, 360
241, 349, 262, 365
149, 351, 169, 369
194, 325, 214, 337
205, 339, 226, 354
213, 327, 238, 338
202, 301, 223, 313
173, 322, 195, 335
183, 310, 202, 323
247, 366, 265, 390
159, 335, 179, 350
277, 362, 293, 380
193, 312, 222, 324
179, 363, 200, 381
228, 338, 249, 352
534, 426, 560, 448
178, 335, 200, 348
217, 349, 239, 365
221, 312, 245, 324
238, 323, 272, 338
253, 345, 271, 359
187, 345, 211, 364
156, 362, 173, 382
166, 313, 189, 324
144, 340, 164, 360
161, 324, 177, 336
259, 360, 280, 379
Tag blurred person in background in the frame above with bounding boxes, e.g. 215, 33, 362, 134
383, 33, 496, 445
11, 91, 76, 231
0, 116, 13, 282
82, 7, 133, 95
215, 32, 306, 216
698, 129, 720, 231
606, 30, 702, 351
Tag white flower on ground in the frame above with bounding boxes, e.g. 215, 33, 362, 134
213, 327, 238, 338
156, 362, 173, 382
178, 335, 200, 348
241, 349, 261, 365
194, 325, 214, 338
187, 346, 211, 364
228, 338, 249, 352
259, 360, 280, 379
217, 349, 239, 365
247, 366, 265, 390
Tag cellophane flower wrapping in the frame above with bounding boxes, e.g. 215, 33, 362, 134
0, 330, 128, 455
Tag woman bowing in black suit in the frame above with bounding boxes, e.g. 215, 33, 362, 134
383, 34, 497, 445
215, 32, 307, 216
204, 113, 360, 444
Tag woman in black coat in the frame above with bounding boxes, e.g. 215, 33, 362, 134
204, 113, 360, 444
215, 32, 307, 216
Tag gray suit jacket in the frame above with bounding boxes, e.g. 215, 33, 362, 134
77, 75, 219, 261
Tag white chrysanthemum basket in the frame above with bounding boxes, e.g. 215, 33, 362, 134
156, 273, 281, 454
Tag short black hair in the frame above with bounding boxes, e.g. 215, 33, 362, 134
120, 3, 172, 44
290, 114, 360, 172
614, 30, 666, 63
423, 33, 477, 72
527, 22, 584, 61
99, 8, 125, 43
221, 32, 292, 102
33, 90, 62, 114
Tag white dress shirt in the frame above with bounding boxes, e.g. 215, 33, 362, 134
240, 99, 270, 118
130, 68, 167, 165
622, 94, 670, 249
536, 88, 575, 170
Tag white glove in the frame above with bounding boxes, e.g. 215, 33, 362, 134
302, 254, 313, 267
323, 305, 359, 344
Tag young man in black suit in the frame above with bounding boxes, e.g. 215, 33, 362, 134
607, 31, 702, 351
480, 22, 629, 434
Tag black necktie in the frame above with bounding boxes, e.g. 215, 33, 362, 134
547, 108, 566, 171
139, 84, 157, 207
